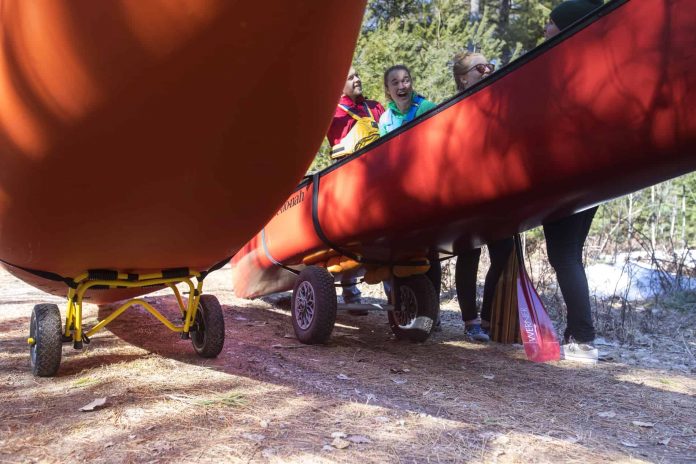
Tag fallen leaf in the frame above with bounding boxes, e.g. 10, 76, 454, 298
389, 367, 411, 374
482, 374, 495, 380
245, 321, 267, 327
621, 441, 638, 448
632, 421, 655, 428
598, 411, 616, 418
658, 437, 671, 446
331, 438, 350, 449
347, 435, 372, 444
79, 397, 107, 412
241, 433, 266, 442
493, 435, 509, 445
336, 374, 352, 380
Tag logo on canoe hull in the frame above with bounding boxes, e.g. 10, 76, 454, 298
277, 190, 305, 215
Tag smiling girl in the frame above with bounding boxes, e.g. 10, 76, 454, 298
378, 65, 437, 136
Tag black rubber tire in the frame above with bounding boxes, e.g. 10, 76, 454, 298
29, 303, 63, 377
191, 294, 225, 358
388, 275, 439, 342
291, 266, 337, 344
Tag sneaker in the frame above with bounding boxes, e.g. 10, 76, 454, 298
465, 323, 490, 342
561, 341, 598, 364
432, 318, 442, 332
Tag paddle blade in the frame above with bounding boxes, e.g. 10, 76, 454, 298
516, 267, 561, 363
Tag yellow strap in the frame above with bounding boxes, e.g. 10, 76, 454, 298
338, 103, 375, 122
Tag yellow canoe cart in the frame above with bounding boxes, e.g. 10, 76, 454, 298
26, 266, 225, 377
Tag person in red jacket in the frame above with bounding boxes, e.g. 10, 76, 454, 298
327, 66, 385, 312
327, 66, 385, 158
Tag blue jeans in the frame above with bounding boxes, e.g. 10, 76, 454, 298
341, 278, 361, 303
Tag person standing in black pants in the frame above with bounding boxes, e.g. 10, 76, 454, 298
456, 238, 514, 341
543, 207, 598, 356
450, 51, 513, 341
543, 0, 604, 362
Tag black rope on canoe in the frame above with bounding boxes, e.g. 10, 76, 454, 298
310, 173, 440, 268
0, 257, 78, 288
261, 228, 300, 276
0, 255, 233, 289
310, 173, 365, 264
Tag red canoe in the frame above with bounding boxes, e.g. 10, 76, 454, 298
232, 0, 696, 302
0, 0, 366, 303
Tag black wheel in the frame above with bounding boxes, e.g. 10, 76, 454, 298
29, 303, 63, 377
191, 294, 225, 358
291, 266, 337, 344
388, 275, 439, 342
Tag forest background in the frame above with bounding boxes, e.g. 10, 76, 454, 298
308, 0, 695, 336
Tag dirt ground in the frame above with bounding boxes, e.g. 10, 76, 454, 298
1, 264, 694, 464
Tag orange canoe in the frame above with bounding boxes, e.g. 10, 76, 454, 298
0, 0, 366, 302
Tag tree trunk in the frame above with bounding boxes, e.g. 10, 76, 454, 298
470, 0, 480, 20
497, 0, 512, 63
499, 0, 511, 32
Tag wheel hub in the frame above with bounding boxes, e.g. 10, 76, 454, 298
295, 281, 315, 330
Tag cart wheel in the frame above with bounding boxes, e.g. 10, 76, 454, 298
388, 275, 439, 342
291, 266, 337, 344
191, 294, 225, 358
29, 303, 63, 377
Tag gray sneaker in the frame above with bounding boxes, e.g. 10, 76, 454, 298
465, 323, 490, 342
561, 341, 598, 364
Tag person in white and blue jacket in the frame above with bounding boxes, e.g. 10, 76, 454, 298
378, 64, 437, 136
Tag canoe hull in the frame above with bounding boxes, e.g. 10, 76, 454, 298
232, 0, 696, 298
0, 0, 367, 302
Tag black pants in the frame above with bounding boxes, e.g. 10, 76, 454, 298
456, 237, 514, 323
543, 207, 598, 343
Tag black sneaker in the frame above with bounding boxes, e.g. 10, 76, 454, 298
432, 318, 442, 332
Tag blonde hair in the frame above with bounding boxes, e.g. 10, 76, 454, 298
452, 51, 486, 91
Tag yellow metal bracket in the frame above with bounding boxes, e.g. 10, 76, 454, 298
62, 270, 205, 347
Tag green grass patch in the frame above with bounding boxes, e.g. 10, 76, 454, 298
194, 392, 245, 407
71, 377, 100, 389
168, 392, 245, 408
